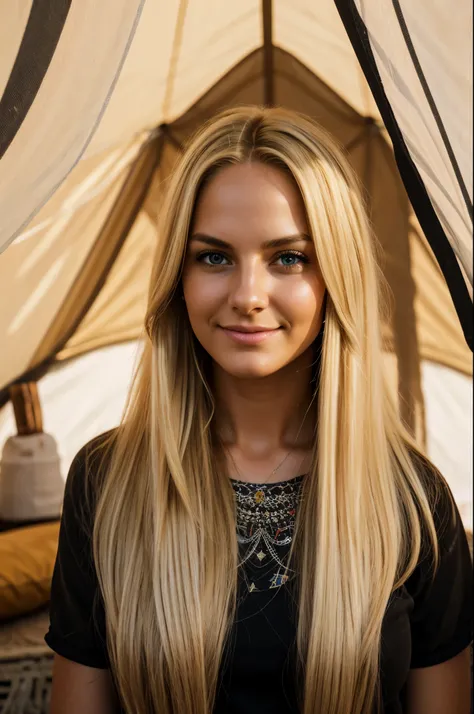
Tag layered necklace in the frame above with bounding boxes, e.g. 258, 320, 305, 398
223, 415, 311, 594
230, 474, 305, 593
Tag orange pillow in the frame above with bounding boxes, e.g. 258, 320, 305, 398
0, 521, 60, 620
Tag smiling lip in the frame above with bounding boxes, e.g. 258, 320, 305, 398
220, 326, 281, 344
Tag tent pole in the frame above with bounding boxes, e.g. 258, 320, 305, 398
159, 123, 184, 153
262, 0, 274, 107
162, 0, 189, 119
9, 383, 43, 436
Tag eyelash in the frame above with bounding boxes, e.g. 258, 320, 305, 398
196, 249, 309, 270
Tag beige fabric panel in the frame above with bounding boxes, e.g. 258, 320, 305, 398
351, 130, 427, 436
354, 0, 473, 288
383, 352, 426, 446
143, 141, 182, 223
362, 133, 471, 377
57, 140, 180, 360
376, 135, 471, 370
170, 47, 371, 153
0, 2, 33, 97
57, 209, 156, 360
29, 137, 160, 370
169, 50, 266, 142
422, 361, 473, 531
84, 0, 383, 161
274, 0, 380, 118
85, 0, 262, 160
9, 138, 144, 248
409, 216, 472, 374
0, 145, 136, 390
168, 0, 261, 120
0, 0, 144, 253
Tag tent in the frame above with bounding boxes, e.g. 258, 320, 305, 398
0, 0, 472, 527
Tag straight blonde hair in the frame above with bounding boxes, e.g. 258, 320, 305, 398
89, 106, 450, 714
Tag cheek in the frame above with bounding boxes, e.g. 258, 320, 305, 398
277, 279, 325, 326
183, 273, 224, 321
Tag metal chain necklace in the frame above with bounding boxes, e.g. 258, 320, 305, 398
232, 474, 305, 592
226, 440, 308, 593
222, 404, 313, 495
226, 445, 308, 509
225, 443, 306, 485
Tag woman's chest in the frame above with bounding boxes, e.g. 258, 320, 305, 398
218, 582, 415, 712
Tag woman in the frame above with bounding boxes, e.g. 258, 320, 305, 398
45, 106, 473, 714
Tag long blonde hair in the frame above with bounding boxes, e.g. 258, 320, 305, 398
90, 106, 449, 714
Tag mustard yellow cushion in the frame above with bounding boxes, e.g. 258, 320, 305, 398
0, 521, 60, 620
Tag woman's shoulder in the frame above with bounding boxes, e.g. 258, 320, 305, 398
71, 428, 118, 475
403, 444, 471, 596
402, 445, 458, 551
64, 429, 118, 532
400, 448, 473, 667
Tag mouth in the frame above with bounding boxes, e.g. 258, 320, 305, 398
219, 326, 282, 345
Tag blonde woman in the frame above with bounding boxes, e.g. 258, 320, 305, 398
45, 106, 472, 714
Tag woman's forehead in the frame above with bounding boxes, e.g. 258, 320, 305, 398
191, 163, 309, 242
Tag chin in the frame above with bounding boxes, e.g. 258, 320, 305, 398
216, 356, 282, 379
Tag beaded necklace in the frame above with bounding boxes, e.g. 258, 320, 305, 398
231, 474, 305, 593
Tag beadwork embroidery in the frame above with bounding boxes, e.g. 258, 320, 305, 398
231, 474, 304, 594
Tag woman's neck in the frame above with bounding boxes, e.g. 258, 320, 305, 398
213, 347, 317, 459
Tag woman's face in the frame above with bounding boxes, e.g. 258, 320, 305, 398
182, 162, 326, 379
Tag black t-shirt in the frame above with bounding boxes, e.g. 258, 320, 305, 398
45, 433, 473, 713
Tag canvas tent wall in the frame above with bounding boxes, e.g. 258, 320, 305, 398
0, 1, 472, 523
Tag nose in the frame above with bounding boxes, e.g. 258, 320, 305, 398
228, 261, 269, 315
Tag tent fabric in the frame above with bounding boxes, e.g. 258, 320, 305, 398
353, 0, 473, 274
27, 134, 162, 373
0, 1, 472, 441
334, 0, 473, 348
0, 0, 146, 253
0, 141, 142, 394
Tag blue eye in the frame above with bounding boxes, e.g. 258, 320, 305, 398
275, 251, 308, 268
196, 249, 308, 269
198, 251, 230, 266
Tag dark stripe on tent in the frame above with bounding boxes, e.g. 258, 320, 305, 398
158, 123, 184, 152
0, 0, 73, 160
391, 0, 472, 222
262, 0, 274, 106
3, 1, 145, 257
334, 0, 472, 351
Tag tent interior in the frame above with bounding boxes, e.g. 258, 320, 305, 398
0, 1, 472, 708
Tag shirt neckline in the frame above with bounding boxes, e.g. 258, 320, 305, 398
229, 473, 306, 488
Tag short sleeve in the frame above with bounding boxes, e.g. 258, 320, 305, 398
406, 473, 473, 669
44, 435, 111, 669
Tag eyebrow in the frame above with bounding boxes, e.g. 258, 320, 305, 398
189, 232, 312, 249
